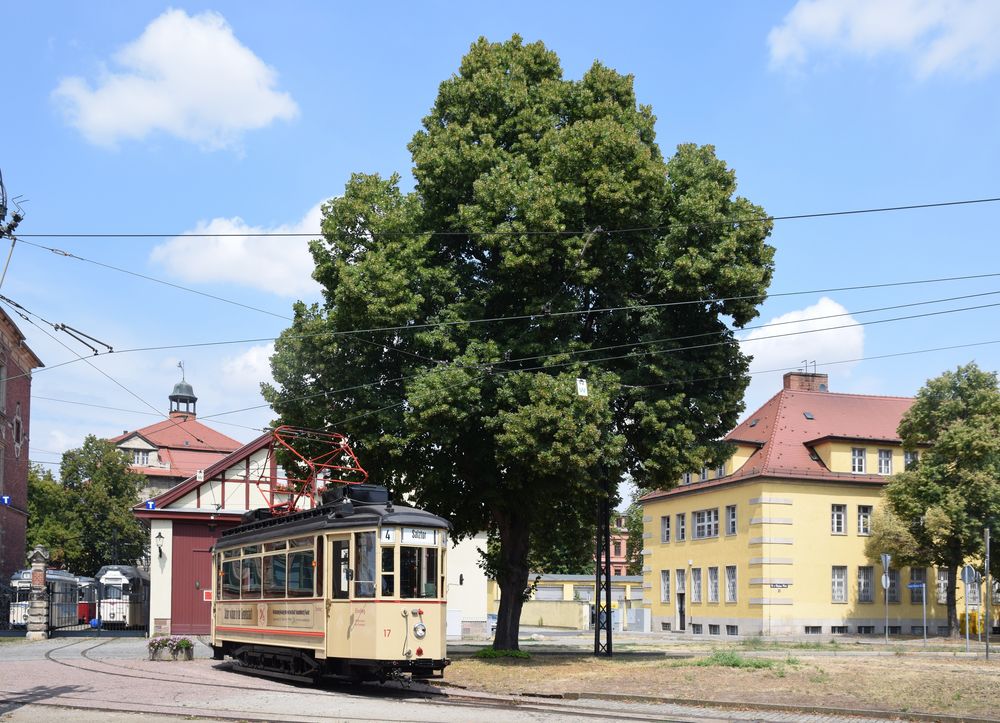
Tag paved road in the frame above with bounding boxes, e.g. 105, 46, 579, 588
0, 637, 923, 722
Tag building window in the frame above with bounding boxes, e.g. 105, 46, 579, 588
717, 464, 725, 478
832, 566, 847, 603
910, 568, 926, 603
683, 472, 692, 485
613, 567, 621, 576
726, 624, 738, 636
708, 624, 720, 635
660, 570, 670, 603
675, 568, 686, 595
937, 568, 949, 604
613, 541, 621, 556
660, 516, 670, 543
691, 568, 702, 603
804, 626, 822, 634
831, 626, 848, 634
0, 363, 6, 412
691, 623, 703, 634
851, 447, 866, 473
700, 466, 708, 481
857, 505, 872, 535
132, 450, 150, 466
878, 449, 892, 475
725, 565, 737, 603
708, 567, 719, 603
887, 569, 900, 603
904, 450, 920, 470
911, 626, 926, 635
726, 505, 737, 535
887, 625, 901, 635
661, 622, 671, 631
831, 504, 846, 534
858, 566, 874, 603
693, 508, 719, 539
857, 625, 875, 634
676, 513, 686, 541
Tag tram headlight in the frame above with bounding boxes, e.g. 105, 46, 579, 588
413, 622, 426, 639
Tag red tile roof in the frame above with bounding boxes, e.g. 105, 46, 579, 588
110, 416, 241, 454
640, 387, 913, 503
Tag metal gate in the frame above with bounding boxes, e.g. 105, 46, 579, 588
0, 583, 15, 636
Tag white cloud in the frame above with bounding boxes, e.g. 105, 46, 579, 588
52, 9, 298, 149
150, 203, 323, 296
220, 344, 275, 392
768, 0, 1000, 77
738, 297, 864, 415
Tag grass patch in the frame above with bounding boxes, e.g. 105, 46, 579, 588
694, 650, 776, 670
473, 648, 532, 660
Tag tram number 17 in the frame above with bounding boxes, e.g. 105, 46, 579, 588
383, 628, 392, 638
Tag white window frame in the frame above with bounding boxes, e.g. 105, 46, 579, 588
676, 513, 686, 541
857, 505, 872, 536
858, 566, 874, 603
691, 568, 702, 603
904, 450, 920, 470
936, 568, 949, 604
831, 504, 846, 534
693, 508, 719, 539
683, 472, 692, 484
660, 515, 670, 543
725, 505, 737, 535
851, 447, 866, 474
910, 567, 926, 604
708, 567, 719, 603
832, 565, 847, 603
700, 466, 708, 481
716, 464, 725, 478
660, 570, 670, 603
878, 449, 892, 475
725, 565, 737, 603
132, 449, 150, 466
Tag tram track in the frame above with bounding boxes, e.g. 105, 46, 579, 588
29, 639, 720, 721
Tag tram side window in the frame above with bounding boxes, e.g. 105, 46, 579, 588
241, 557, 262, 599
287, 550, 314, 597
354, 532, 376, 599
331, 540, 349, 600
400, 547, 439, 598
263, 554, 286, 598
381, 547, 395, 597
222, 560, 241, 599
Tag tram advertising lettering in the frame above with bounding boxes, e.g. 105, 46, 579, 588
223, 607, 253, 621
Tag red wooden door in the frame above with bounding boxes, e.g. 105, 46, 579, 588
170, 522, 218, 635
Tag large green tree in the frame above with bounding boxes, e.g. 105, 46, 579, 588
265, 36, 774, 649
26, 436, 147, 576
866, 363, 1000, 633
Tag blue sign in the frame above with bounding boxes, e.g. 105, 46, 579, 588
0, 495, 10, 506
907, 582, 925, 589
144, 500, 156, 510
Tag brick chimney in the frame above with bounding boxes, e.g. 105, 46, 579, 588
783, 371, 829, 392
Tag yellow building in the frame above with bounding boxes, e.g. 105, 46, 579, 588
639, 372, 994, 637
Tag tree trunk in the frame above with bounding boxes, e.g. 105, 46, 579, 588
493, 513, 530, 651
947, 557, 960, 637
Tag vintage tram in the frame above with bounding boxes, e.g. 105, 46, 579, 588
8, 569, 79, 628
96, 565, 150, 628
75, 576, 97, 625
211, 484, 451, 682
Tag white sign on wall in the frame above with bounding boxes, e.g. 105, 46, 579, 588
401, 528, 437, 546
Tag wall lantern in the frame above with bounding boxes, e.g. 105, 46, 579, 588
155, 531, 165, 559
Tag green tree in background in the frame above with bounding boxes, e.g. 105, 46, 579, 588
26, 436, 147, 576
866, 363, 1000, 634
265, 36, 774, 649
624, 503, 644, 576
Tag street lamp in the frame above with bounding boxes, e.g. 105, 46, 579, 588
155, 532, 164, 559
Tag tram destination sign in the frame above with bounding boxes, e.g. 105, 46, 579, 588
401, 527, 437, 546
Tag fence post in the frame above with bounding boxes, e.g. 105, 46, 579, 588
25, 545, 50, 641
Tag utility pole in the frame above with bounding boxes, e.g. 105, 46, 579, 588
986, 527, 991, 660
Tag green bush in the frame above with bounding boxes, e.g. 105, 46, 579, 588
695, 650, 775, 669
473, 648, 531, 660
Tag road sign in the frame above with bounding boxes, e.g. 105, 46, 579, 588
962, 564, 978, 585
769, 583, 789, 589
145, 500, 156, 510
907, 582, 925, 590
576, 378, 589, 397
881, 573, 890, 590
0, 495, 10, 505
880, 553, 891, 569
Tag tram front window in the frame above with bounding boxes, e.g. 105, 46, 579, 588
400, 547, 438, 598
354, 532, 376, 598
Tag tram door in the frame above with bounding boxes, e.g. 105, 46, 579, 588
327, 535, 351, 659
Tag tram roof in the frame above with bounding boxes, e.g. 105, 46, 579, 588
216, 500, 451, 549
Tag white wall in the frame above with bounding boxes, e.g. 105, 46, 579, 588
149, 519, 173, 636
446, 532, 488, 630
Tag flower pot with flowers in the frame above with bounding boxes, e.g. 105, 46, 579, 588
148, 635, 195, 661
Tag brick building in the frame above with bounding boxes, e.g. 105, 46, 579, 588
0, 308, 43, 581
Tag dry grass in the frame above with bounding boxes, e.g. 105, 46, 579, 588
444, 651, 1000, 717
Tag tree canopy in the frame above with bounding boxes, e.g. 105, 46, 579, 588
866, 362, 1000, 632
265, 35, 774, 648
26, 436, 147, 576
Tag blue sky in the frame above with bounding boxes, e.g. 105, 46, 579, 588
5, 2, 1000, 496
